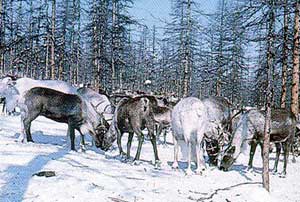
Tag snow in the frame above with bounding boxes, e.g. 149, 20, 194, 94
0, 115, 299, 202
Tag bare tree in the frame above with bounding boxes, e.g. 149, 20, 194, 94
280, 0, 289, 108
291, 0, 300, 116
263, 0, 275, 192
0, 0, 4, 75
50, 0, 56, 80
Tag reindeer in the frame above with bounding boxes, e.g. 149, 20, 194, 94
20, 87, 109, 151
100, 95, 161, 166
220, 108, 296, 176
0, 77, 78, 114
171, 96, 231, 175
77, 87, 114, 122
0, 78, 114, 148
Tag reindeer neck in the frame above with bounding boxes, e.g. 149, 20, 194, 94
231, 113, 251, 159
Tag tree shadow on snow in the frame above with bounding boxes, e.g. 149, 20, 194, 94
30, 131, 68, 146
226, 163, 278, 181
0, 147, 69, 201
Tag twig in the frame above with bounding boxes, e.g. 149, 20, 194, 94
108, 197, 129, 202
125, 176, 145, 181
196, 182, 262, 201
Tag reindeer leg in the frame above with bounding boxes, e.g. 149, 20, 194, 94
24, 123, 33, 142
68, 125, 76, 151
195, 127, 206, 175
290, 133, 296, 163
18, 111, 26, 143
133, 129, 144, 163
195, 142, 206, 175
22, 111, 39, 143
273, 143, 281, 174
2, 100, 5, 116
282, 142, 289, 176
248, 141, 258, 170
186, 141, 193, 175
147, 121, 160, 166
155, 123, 162, 144
150, 133, 160, 166
126, 132, 134, 159
117, 131, 125, 157
78, 130, 86, 152
163, 129, 167, 145
172, 135, 179, 169
291, 142, 296, 163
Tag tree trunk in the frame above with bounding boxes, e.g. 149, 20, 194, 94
111, 0, 116, 92
263, 0, 275, 192
280, 0, 289, 108
0, 0, 3, 76
182, 0, 191, 97
50, 0, 56, 80
75, 0, 81, 84
215, 0, 225, 97
59, 0, 69, 81
92, 0, 99, 87
9, 0, 13, 75
291, 0, 300, 116
216, 80, 221, 96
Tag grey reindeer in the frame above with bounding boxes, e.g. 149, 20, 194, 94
1, 85, 109, 151
220, 108, 296, 176
100, 95, 162, 167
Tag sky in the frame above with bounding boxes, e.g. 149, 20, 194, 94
129, 0, 219, 29
129, 0, 172, 29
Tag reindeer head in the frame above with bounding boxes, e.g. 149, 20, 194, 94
89, 102, 113, 151
204, 121, 231, 167
94, 115, 110, 149
219, 145, 236, 171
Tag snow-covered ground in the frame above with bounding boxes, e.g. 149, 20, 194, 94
0, 115, 299, 202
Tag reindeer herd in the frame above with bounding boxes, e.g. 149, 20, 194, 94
0, 76, 299, 177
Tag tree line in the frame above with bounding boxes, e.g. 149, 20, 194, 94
0, 0, 299, 110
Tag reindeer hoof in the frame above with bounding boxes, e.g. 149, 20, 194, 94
132, 160, 142, 166
154, 160, 161, 169
172, 161, 179, 169
185, 169, 193, 175
80, 144, 87, 152
195, 169, 204, 175
279, 172, 286, 178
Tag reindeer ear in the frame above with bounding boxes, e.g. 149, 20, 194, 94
229, 146, 235, 154
100, 112, 105, 118
1, 77, 13, 85
111, 105, 116, 113
296, 114, 300, 122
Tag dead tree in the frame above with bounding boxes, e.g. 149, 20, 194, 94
280, 0, 289, 108
50, 0, 56, 80
263, 0, 275, 192
291, 0, 300, 116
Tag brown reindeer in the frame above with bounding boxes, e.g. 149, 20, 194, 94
101, 95, 162, 166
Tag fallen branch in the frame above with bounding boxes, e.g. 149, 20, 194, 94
125, 176, 145, 181
108, 196, 129, 202
195, 182, 262, 201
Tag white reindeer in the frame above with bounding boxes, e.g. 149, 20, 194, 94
171, 96, 232, 175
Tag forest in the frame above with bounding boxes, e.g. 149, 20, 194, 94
1, 1, 300, 201
0, 0, 299, 107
